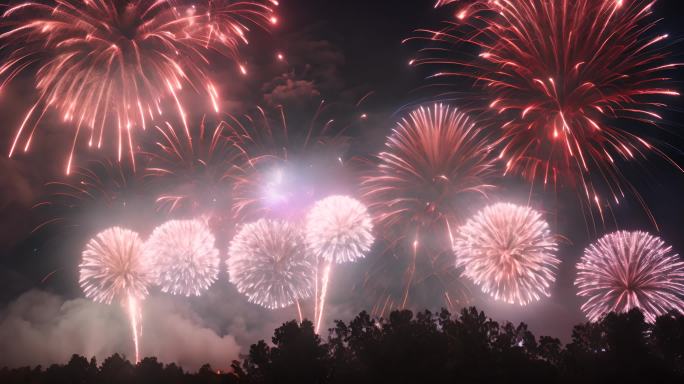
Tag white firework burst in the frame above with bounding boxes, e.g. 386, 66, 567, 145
305, 195, 374, 264
143, 219, 220, 297
227, 219, 315, 309
79, 227, 153, 304
454, 203, 560, 305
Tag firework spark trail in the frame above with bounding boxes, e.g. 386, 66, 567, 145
79, 227, 153, 362
305, 195, 374, 332
454, 203, 560, 305
126, 295, 142, 363
410, 0, 682, 224
575, 231, 684, 323
361, 103, 496, 310
227, 219, 315, 310
1, 0, 276, 172
144, 219, 220, 297
315, 262, 332, 333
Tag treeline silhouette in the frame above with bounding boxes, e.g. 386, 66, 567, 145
2, 307, 683, 383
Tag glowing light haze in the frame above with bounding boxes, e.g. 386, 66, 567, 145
0, 0, 277, 172
144, 219, 220, 297
412, 0, 681, 220
576, 231, 684, 323
227, 219, 315, 310
454, 203, 560, 305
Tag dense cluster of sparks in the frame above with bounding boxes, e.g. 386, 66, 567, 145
454, 203, 560, 305
144, 219, 220, 297
414, 0, 681, 221
362, 103, 496, 238
227, 219, 315, 310
79, 226, 152, 304
305, 195, 374, 264
575, 231, 684, 323
1, 0, 277, 172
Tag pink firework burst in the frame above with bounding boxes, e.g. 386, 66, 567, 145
576, 230, 684, 323
1, 0, 276, 172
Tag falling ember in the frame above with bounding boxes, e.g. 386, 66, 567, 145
411, 0, 682, 222
575, 231, 684, 323
1, 0, 277, 171
454, 203, 560, 305
79, 227, 153, 362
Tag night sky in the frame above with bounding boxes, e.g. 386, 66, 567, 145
1, 0, 684, 370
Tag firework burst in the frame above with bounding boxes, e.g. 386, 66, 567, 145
145, 118, 239, 224
305, 195, 374, 264
361, 103, 496, 313
80, 227, 152, 304
305, 195, 374, 332
227, 219, 315, 310
362, 103, 497, 238
79, 226, 152, 362
576, 231, 684, 323
454, 203, 560, 305
144, 219, 220, 297
1, 0, 276, 172
411, 0, 681, 221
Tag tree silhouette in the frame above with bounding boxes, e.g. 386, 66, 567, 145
1, 308, 683, 384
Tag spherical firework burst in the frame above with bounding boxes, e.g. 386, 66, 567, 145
0, 0, 276, 172
305, 195, 374, 264
454, 203, 560, 305
361, 103, 497, 239
144, 219, 220, 297
145, 118, 240, 223
79, 227, 152, 304
227, 219, 315, 309
575, 231, 684, 323
411, 0, 681, 217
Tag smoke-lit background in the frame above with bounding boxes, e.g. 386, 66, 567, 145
1, 0, 684, 371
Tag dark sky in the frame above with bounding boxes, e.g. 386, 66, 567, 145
2, 0, 684, 369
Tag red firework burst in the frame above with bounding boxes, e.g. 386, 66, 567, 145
360, 103, 497, 313
0, 0, 276, 173
410, 0, 681, 221
361, 103, 497, 240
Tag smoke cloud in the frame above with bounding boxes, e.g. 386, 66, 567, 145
0, 290, 241, 371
